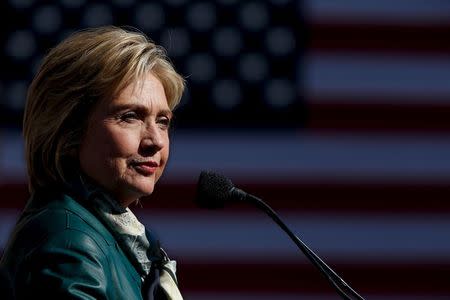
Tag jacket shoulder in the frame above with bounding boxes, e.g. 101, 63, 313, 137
0, 192, 115, 270
20, 191, 115, 246
1, 191, 144, 300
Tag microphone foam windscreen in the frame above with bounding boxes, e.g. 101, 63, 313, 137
195, 171, 234, 209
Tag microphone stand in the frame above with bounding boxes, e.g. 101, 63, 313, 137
234, 187, 365, 300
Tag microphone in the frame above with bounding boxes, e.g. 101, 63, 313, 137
195, 170, 365, 300
195, 170, 247, 209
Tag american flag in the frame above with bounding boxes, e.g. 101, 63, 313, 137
1, 1, 450, 299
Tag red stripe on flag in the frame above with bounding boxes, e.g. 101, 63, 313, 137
177, 260, 450, 295
310, 23, 450, 54
306, 102, 450, 132
2, 182, 449, 214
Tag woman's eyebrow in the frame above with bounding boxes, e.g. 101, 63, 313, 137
110, 103, 172, 117
158, 109, 173, 118
112, 103, 147, 111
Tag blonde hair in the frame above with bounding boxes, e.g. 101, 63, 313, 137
23, 26, 185, 193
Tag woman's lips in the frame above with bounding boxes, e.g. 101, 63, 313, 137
132, 161, 158, 175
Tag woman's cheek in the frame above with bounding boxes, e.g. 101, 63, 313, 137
108, 128, 140, 155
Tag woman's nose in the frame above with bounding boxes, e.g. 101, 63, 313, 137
140, 124, 165, 152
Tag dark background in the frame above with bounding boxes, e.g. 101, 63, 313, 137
0, 0, 305, 129
1, 1, 450, 299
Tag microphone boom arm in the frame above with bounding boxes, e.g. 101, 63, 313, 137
232, 187, 365, 300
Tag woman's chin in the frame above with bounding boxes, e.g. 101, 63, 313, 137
112, 183, 155, 207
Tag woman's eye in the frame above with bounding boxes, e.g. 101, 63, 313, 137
120, 111, 139, 122
158, 117, 171, 129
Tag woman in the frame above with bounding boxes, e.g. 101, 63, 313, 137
0, 26, 185, 299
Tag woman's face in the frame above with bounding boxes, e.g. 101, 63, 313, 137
79, 72, 171, 207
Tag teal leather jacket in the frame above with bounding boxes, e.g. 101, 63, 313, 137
0, 189, 146, 299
